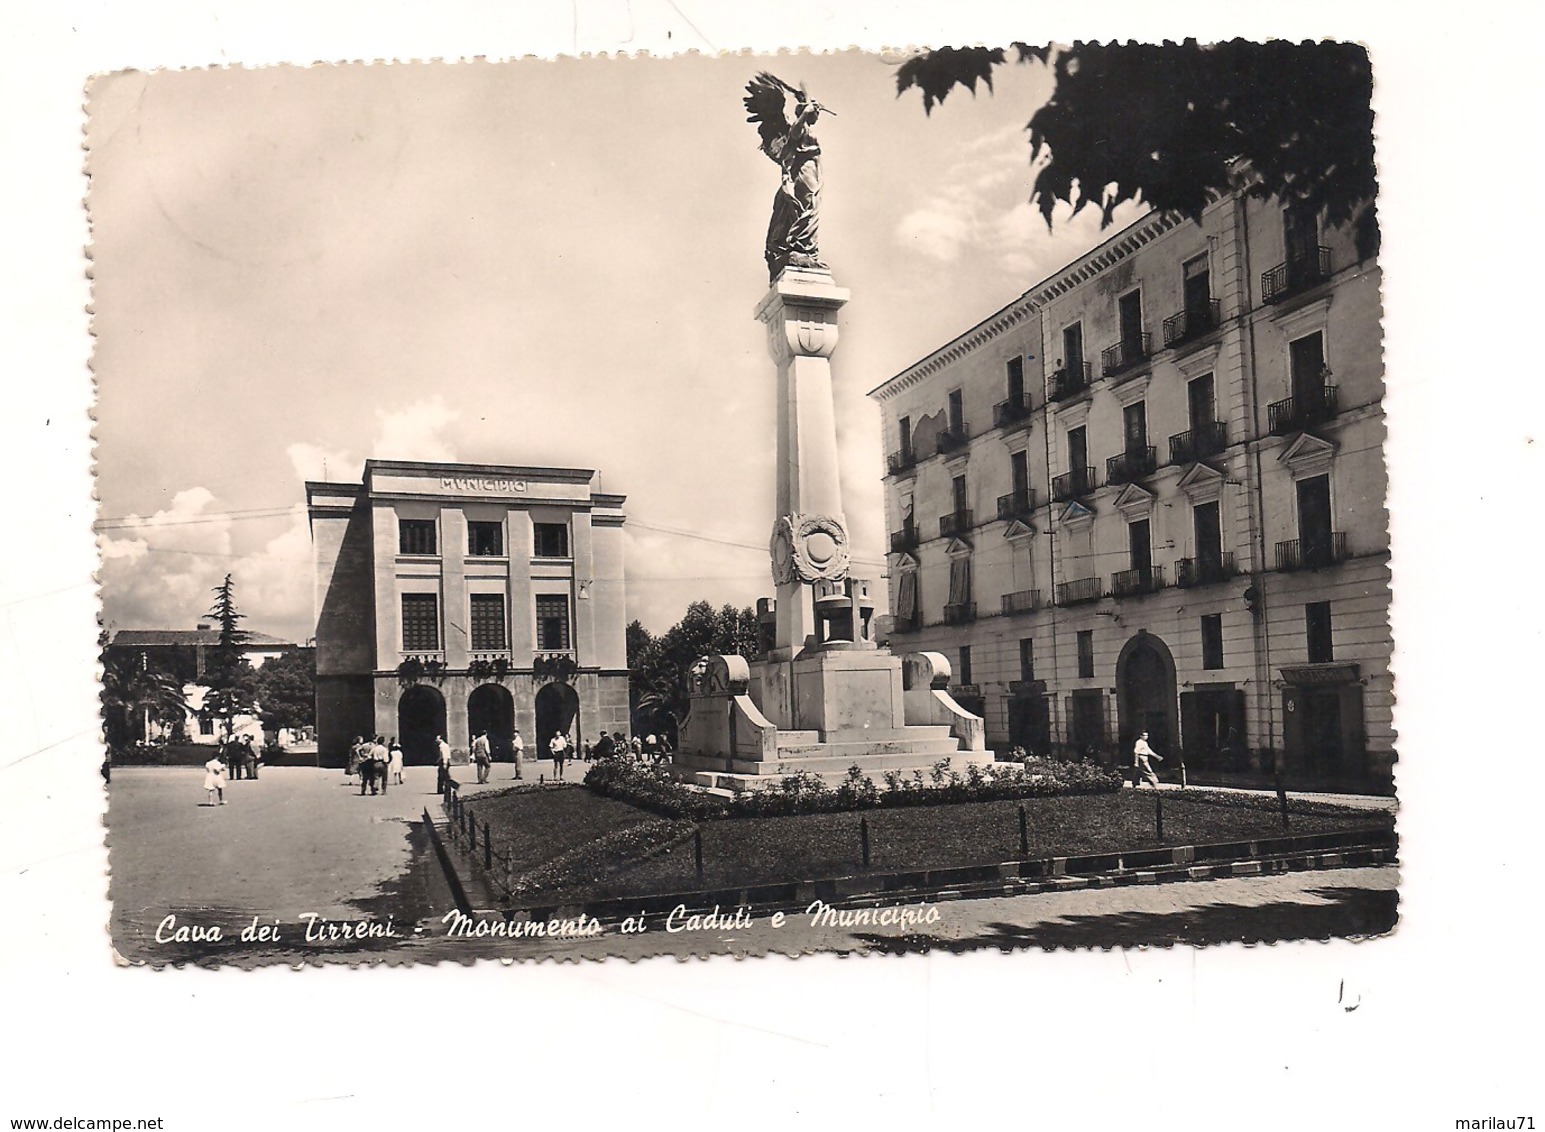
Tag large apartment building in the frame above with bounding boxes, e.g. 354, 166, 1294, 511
307, 460, 629, 765
869, 190, 1391, 783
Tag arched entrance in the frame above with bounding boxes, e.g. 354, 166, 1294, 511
468, 683, 515, 761
1116, 632, 1178, 759
534, 681, 580, 760
397, 684, 447, 764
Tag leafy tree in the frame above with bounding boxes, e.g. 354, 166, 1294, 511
627, 601, 763, 734
897, 40, 1378, 258
100, 651, 189, 750
253, 647, 317, 733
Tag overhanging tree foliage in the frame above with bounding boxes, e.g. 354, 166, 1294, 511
100, 651, 189, 749
897, 40, 1378, 258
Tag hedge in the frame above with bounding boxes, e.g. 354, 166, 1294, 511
584, 755, 1122, 821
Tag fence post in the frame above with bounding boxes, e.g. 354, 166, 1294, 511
693, 827, 704, 886
1275, 772, 1291, 831
1018, 804, 1029, 858
484, 821, 493, 870
1155, 796, 1164, 841
859, 816, 871, 869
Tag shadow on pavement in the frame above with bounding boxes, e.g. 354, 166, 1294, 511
850, 884, 1399, 954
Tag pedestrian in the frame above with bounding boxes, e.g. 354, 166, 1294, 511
629, 735, 643, 761
203, 753, 227, 806
373, 735, 390, 794
472, 731, 492, 784
593, 731, 614, 761
241, 734, 259, 780
435, 734, 452, 794
511, 727, 525, 781
346, 736, 363, 784
550, 731, 569, 780
581, 739, 592, 763
388, 736, 404, 785
1132, 730, 1163, 788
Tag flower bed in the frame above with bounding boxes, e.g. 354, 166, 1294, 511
583, 755, 1122, 821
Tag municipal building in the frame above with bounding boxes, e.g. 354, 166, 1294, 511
307, 460, 629, 763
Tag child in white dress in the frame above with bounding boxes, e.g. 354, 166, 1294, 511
203, 756, 227, 805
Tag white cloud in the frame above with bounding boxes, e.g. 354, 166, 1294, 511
370, 396, 461, 463
286, 442, 354, 483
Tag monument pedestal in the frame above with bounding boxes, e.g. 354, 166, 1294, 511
671, 267, 990, 790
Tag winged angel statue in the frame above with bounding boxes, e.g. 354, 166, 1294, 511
744, 73, 833, 282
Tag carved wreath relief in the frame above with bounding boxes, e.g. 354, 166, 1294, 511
770, 513, 850, 585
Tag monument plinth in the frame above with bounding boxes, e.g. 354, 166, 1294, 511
670, 76, 991, 789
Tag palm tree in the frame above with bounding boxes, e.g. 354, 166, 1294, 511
101, 653, 189, 749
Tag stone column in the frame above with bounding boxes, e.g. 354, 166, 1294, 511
754, 268, 852, 655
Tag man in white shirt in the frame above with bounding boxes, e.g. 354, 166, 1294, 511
511, 727, 525, 781
435, 735, 452, 793
1132, 730, 1163, 788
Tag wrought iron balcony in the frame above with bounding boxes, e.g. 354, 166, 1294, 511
1174, 553, 1237, 588
993, 395, 1035, 430
943, 602, 978, 626
1262, 247, 1332, 304
1106, 446, 1158, 486
1048, 360, 1092, 402
886, 446, 918, 476
1057, 576, 1104, 606
935, 424, 971, 456
996, 488, 1036, 522
1101, 333, 1152, 378
1162, 299, 1221, 348
938, 509, 975, 539
1051, 467, 1098, 502
1001, 588, 1043, 615
888, 521, 919, 554
1276, 532, 1349, 572
1267, 384, 1339, 436
1168, 420, 1229, 465
1111, 566, 1166, 598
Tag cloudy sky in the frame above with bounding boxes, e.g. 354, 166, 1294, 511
89, 53, 1142, 639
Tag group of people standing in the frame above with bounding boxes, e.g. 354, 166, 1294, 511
347, 735, 404, 796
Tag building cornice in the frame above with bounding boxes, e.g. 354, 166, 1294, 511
868, 209, 1186, 404
364, 459, 597, 484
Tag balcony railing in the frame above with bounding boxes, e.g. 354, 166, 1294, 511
1262, 247, 1332, 304
939, 509, 975, 539
1049, 360, 1092, 402
1275, 532, 1349, 572
1169, 420, 1229, 465
889, 522, 919, 554
1051, 467, 1098, 502
886, 447, 918, 476
935, 424, 971, 456
996, 488, 1036, 522
1057, 576, 1104, 606
1162, 299, 1221, 348
1267, 384, 1339, 436
1101, 333, 1152, 377
1111, 566, 1166, 598
993, 395, 1034, 430
1001, 588, 1043, 615
1106, 446, 1158, 486
1174, 553, 1237, 588
943, 602, 978, 626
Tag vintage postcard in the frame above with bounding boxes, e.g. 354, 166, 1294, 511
90, 46, 1396, 967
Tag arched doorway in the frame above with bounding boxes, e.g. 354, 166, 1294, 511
397, 684, 447, 764
1116, 633, 1178, 759
468, 683, 515, 762
534, 681, 580, 760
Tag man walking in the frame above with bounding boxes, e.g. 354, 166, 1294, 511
435, 734, 452, 794
1132, 730, 1163, 788
472, 730, 491, 785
